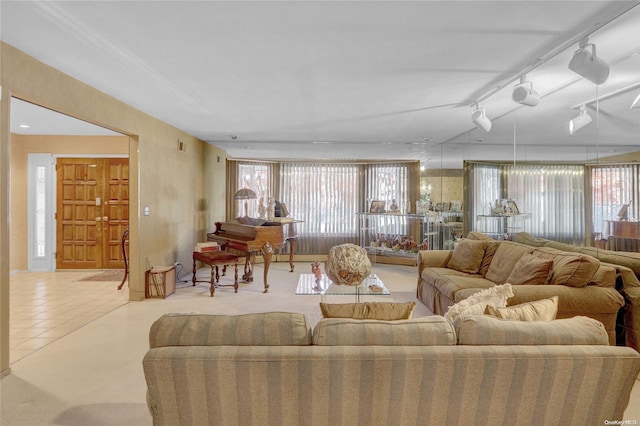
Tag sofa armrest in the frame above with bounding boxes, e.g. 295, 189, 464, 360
417, 250, 453, 275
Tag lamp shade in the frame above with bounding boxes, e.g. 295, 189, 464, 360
471, 108, 492, 133
568, 47, 609, 85
234, 188, 257, 200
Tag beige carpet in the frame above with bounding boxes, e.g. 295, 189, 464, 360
2, 261, 638, 425
1, 262, 429, 425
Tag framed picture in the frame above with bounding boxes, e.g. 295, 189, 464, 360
369, 200, 386, 213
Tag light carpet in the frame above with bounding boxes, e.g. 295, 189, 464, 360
0, 262, 429, 425
2, 261, 638, 425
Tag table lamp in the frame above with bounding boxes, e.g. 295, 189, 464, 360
234, 188, 257, 218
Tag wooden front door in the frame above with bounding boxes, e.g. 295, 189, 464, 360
56, 158, 129, 269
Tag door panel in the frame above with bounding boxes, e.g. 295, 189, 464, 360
57, 159, 103, 269
56, 158, 129, 269
104, 158, 129, 269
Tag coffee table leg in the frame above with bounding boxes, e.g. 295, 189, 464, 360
192, 257, 197, 286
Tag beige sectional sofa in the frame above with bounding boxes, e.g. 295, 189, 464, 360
417, 236, 626, 345
513, 232, 640, 351
143, 312, 640, 426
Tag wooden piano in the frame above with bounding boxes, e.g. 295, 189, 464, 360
207, 218, 300, 293
605, 220, 640, 239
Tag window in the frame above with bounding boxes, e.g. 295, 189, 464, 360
467, 162, 585, 244
590, 164, 639, 250
281, 163, 360, 253
236, 163, 270, 217
227, 160, 418, 254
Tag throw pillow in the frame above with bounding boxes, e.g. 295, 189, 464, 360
319, 302, 416, 320
484, 296, 559, 321
446, 239, 486, 274
312, 316, 456, 346
443, 283, 513, 323
548, 253, 600, 288
505, 253, 553, 285
484, 242, 533, 284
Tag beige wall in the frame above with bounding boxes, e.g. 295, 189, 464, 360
0, 42, 226, 375
9, 134, 129, 270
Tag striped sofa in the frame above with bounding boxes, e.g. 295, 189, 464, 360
143, 312, 640, 426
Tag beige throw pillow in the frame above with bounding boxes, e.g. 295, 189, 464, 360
446, 239, 486, 274
319, 302, 416, 320
505, 253, 553, 285
485, 242, 533, 284
484, 296, 559, 321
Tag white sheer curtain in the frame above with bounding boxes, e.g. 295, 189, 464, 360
280, 163, 360, 253
466, 162, 585, 244
590, 163, 639, 251
364, 163, 410, 213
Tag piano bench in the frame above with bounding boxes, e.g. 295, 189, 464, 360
192, 251, 240, 297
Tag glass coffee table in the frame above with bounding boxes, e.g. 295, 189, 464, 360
296, 273, 390, 302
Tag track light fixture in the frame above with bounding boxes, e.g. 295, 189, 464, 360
631, 92, 640, 109
568, 36, 610, 85
471, 103, 492, 132
512, 75, 540, 106
569, 105, 593, 135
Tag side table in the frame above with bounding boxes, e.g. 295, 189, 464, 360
192, 251, 239, 297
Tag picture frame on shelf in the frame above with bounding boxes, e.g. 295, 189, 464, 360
369, 200, 386, 213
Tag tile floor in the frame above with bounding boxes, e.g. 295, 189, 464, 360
9, 270, 130, 364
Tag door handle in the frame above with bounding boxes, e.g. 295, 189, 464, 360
103, 216, 109, 221
95, 217, 102, 222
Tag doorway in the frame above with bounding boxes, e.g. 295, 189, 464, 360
56, 157, 129, 269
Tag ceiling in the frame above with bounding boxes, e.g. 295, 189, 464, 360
3, 1, 640, 168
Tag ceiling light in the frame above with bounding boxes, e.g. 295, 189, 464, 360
471, 104, 492, 133
631, 92, 640, 109
18, 124, 31, 128
569, 105, 593, 135
512, 76, 540, 107
568, 36, 609, 85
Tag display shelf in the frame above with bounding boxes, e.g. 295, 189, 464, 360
356, 211, 464, 259
476, 214, 530, 240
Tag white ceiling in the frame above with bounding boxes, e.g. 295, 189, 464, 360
3, 1, 640, 168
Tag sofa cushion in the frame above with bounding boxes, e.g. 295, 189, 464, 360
312, 316, 456, 346
443, 284, 513, 323
485, 242, 533, 284
588, 264, 616, 288
446, 239, 486, 274
484, 296, 559, 321
505, 252, 553, 285
454, 314, 610, 345
319, 302, 416, 320
548, 251, 600, 288
478, 240, 501, 277
148, 312, 312, 347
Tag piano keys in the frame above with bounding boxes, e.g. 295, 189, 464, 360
207, 218, 301, 292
